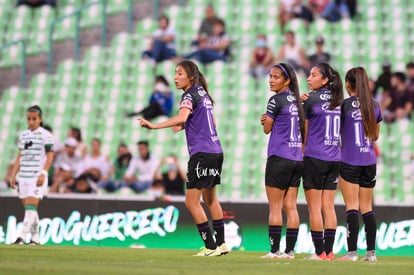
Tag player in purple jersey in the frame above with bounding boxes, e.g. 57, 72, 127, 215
259, 63, 305, 259
337, 67, 382, 262
138, 60, 227, 257
302, 63, 344, 260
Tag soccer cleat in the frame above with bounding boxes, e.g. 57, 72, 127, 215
361, 255, 377, 262
284, 251, 295, 259
361, 250, 377, 262
324, 251, 335, 260
305, 253, 325, 260
337, 252, 358, 261
13, 237, 24, 245
194, 247, 221, 257
260, 252, 277, 259
260, 251, 287, 259
218, 243, 229, 255
27, 240, 40, 246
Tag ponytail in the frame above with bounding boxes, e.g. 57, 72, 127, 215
177, 59, 215, 105
274, 63, 305, 139
345, 67, 377, 140
198, 69, 215, 105
315, 63, 344, 110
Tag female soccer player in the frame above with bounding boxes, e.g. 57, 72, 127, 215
303, 63, 343, 260
138, 60, 227, 257
10, 105, 54, 245
337, 67, 382, 262
260, 63, 305, 259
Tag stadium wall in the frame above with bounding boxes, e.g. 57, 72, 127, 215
0, 195, 412, 256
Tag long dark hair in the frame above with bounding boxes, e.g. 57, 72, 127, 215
176, 60, 214, 105
273, 63, 305, 139
314, 63, 344, 110
345, 67, 377, 140
27, 105, 44, 127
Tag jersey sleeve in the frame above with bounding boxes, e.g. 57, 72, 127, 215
303, 97, 313, 119
43, 130, 55, 152
265, 96, 281, 120
179, 92, 195, 112
17, 132, 24, 150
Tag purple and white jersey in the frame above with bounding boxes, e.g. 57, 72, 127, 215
341, 96, 382, 166
179, 85, 223, 156
303, 88, 341, 161
266, 90, 302, 161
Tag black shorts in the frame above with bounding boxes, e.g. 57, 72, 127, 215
303, 157, 340, 190
265, 155, 303, 190
340, 162, 376, 188
187, 152, 223, 189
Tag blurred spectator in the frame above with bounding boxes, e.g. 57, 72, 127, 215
193, 3, 223, 46
49, 163, 74, 193
248, 34, 275, 79
308, 0, 330, 16
122, 141, 159, 194
16, 0, 56, 8
154, 154, 186, 196
278, 0, 314, 33
345, 0, 357, 19
126, 75, 174, 120
99, 143, 132, 192
308, 36, 330, 67
71, 173, 98, 194
405, 62, 414, 97
373, 61, 392, 97
142, 14, 177, 65
381, 72, 413, 122
321, 0, 350, 22
53, 137, 83, 181
275, 31, 310, 75
184, 19, 230, 65
79, 138, 111, 185
68, 127, 87, 159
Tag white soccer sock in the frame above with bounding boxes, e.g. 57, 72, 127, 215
31, 211, 40, 243
19, 205, 37, 241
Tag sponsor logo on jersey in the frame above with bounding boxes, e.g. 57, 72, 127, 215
352, 109, 362, 120
321, 102, 330, 111
287, 94, 296, 102
198, 87, 207, 97
289, 104, 298, 115
320, 93, 332, 101
352, 100, 360, 108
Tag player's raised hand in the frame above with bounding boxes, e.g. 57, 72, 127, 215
300, 93, 309, 102
138, 118, 154, 129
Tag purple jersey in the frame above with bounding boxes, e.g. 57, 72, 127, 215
179, 85, 223, 156
303, 88, 341, 161
266, 90, 303, 161
341, 96, 382, 166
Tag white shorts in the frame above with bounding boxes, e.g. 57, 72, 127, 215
18, 176, 48, 199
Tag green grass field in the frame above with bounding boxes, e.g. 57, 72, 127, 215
0, 245, 413, 275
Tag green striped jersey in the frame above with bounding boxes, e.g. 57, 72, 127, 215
18, 127, 54, 179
